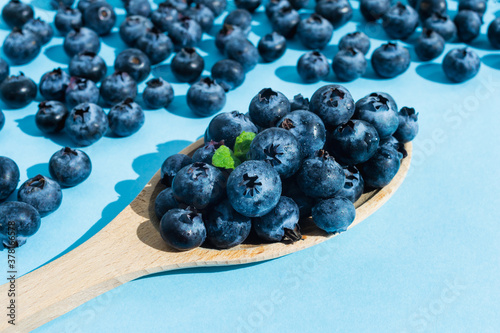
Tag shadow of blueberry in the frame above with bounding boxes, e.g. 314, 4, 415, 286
356, 22, 388, 41
166, 94, 200, 119
15, 114, 76, 147
44, 45, 71, 65
275, 65, 305, 83
481, 54, 500, 70
101, 32, 128, 55
416, 62, 455, 84
468, 34, 494, 51
27, 163, 49, 178
151, 63, 182, 84
30, 0, 53, 10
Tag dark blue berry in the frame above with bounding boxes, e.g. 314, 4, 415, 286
315, 0, 353, 28
265, 0, 289, 18
423, 13, 456, 41
160, 154, 193, 186
151, 3, 179, 32
338, 31, 370, 55
206, 199, 252, 248
83, 1, 116, 36
171, 47, 204, 82
192, 140, 224, 164
360, 0, 390, 21
136, 28, 174, 65
108, 98, 145, 137
143, 78, 174, 109
18, 174, 62, 217
63, 27, 101, 57
225, 38, 259, 71
160, 207, 206, 251
0, 157, 20, 202
281, 178, 314, 218
114, 48, 151, 83
223, 9, 252, 35
417, 0, 447, 21
0, 73, 37, 109
193, 0, 227, 17
332, 48, 367, 82
3, 28, 41, 65
211, 59, 245, 92
1, 0, 34, 28
0, 201, 40, 249
297, 51, 330, 83
235, 0, 261, 12
39, 68, 71, 102
270, 5, 300, 39
55, 6, 83, 35
65, 77, 99, 109
297, 14, 333, 50
488, 17, 500, 49
205, 111, 258, 149
312, 197, 355, 233
371, 42, 410, 78
65, 102, 108, 146
254, 196, 301, 242
69, 51, 107, 83
454, 10, 482, 43
289, 93, 309, 111
309, 84, 355, 130
168, 16, 202, 49
183, 3, 215, 32
35, 101, 69, 134
415, 29, 445, 61
51, 0, 75, 9
458, 0, 486, 18
119, 15, 154, 46
100, 71, 138, 105
354, 92, 399, 139
23, 18, 54, 45
155, 188, 179, 220
0, 58, 9, 83
394, 107, 418, 143
249, 88, 290, 128
124, 0, 151, 17
49, 147, 92, 187
382, 2, 419, 40
0, 110, 4, 132
77, 0, 101, 12
289, 0, 308, 9
215, 24, 247, 53
442, 47, 480, 83
337, 166, 364, 203
258, 32, 286, 63
186, 78, 226, 117
358, 145, 402, 188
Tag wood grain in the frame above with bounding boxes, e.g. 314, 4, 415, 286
0, 139, 412, 333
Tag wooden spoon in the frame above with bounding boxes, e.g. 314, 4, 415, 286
0, 139, 412, 332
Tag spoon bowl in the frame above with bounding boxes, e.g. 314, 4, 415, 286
0, 139, 412, 332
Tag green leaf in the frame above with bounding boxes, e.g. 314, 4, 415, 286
212, 145, 241, 170
233, 131, 256, 161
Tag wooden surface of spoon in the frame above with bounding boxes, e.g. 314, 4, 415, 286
0, 139, 412, 332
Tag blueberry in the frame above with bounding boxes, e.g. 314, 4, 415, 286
136, 28, 174, 65
332, 48, 367, 82
172, 162, 226, 209
0, 202, 41, 249
39, 68, 70, 102
270, 5, 300, 39
77, 0, 102, 12
168, 16, 202, 49
195, 0, 227, 16
151, 3, 179, 32
215, 24, 247, 53
315, 0, 353, 28
277, 110, 326, 158
223, 9, 252, 35
100, 72, 138, 105
249, 88, 290, 128
186, 78, 226, 117
297, 51, 330, 83
51, 0, 75, 9
394, 107, 418, 143
160, 154, 193, 186
192, 140, 224, 164
183, 3, 215, 32
338, 31, 370, 55
0, 157, 20, 202
371, 42, 410, 78
354, 92, 399, 139
163, 0, 189, 11
296, 150, 345, 198
327, 120, 380, 165
0, 58, 9, 83
289, 93, 309, 111
1, 0, 34, 28
337, 166, 364, 203
297, 13, 333, 50
442, 47, 480, 83
380, 135, 402, 151
281, 179, 314, 218
3, 28, 41, 65
358, 145, 402, 188
119, 15, 154, 46
312, 197, 355, 233
55, 6, 83, 35
360, 0, 390, 21
143, 78, 174, 109
65, 102, 108, 146
205, 111, 258, 149
35, 101, 69, 134
227, 160, 282, 217
107, 98, 145, 137
64, 27, 101, 57
254, 196, 301, 242
225, 38, 259, 71
83, 1, 116, 36
454, 10, 482, 43
289, 0, 308, 9
65, 77, 99, 109
114, 48, 151, 83
23, 18, 54, 45
123, 0, 151, 17
49, 147, 92, 187
171, 48, 205, 82
249, 128, 302, 178
69, 51, 107, 83
235, 0, 261, 12
417, 0, 447, 21
458, 0, 486, 18
415, 29, 445, 61
206, 199, 252, 248
423, 13, 456, 41
0, 73, 37, 109
155, 188, 179, 219
18, 174, 62, 217
258, 32, 287, 63
211, 59, 245, 92
265, 0, 289, 18
309, 84, 355, 130
159, 207, 206, 251
382, 2, 418, 40
0, 110, 4, 132
488, 17, 500, 49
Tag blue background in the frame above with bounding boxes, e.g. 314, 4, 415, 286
0, 0, 499, 332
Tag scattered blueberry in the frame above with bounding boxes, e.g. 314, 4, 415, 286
270, 5, 300, 39
69, 51, 107, 83
0, 156, 20, 202
168, 16, 202, 49
49, 147, 92, 187
254, 196, 301, 242
23, 18, 54, 45
136, 27, 174, 65
171, 48, 204, 82
265, 0, 289, 19
65, 102, 108, 146
297, 51, 330, 83
454, 10, 482, 43
63, 26, 101, 57
0, 201, 40, 249
332, 48, 367, 82
159, 207, 206, 251
160, 153, 193, 186
312, 197, 355, 233
417, 0, 447, 21
249, 88, 290, 128
289, 0, 309, 9
235, 0, 261, 13
336, 166, 364, 203
358, 145, 402, 188
211, 59, 245, 92
77, 0, 101, 13
423, 12, 456, 41
226, 160, 282, 217
488, 17, 500, 49
107, 98, 145, 137
155, 187, 179, 220
183, 3, 215, 32
3, 28, 41, 65
164, 0, 189, 12
297, 13, 333, 50
54, 5, 83, 36
18, 174, 62, 217
415, 29, 445, 61
65, 77, 99, 109
124, 0, 152, 17
193, 0, 227, 17
281, 178, 314, 218
2, 0, 34, 28
442, 47, 480, 83
394, 107, 419, 143
143, 78, 174, 109
151, 3, 179, 32
215, 24, 247, 53
458, 0, 486, 18
360, 0, 390, 21
315, 0, 353, 28
205, 111, 258, 149
35, 101, 69, 134
223, 9, 252, 35
114, 48, 151, 83
206, 199, 252, 248
100, 71, 138, 106
119, 15, 154, 46
0, 58, 9, 83
0, 73, 37, 109
0, 110, 3, 132
258, 32, 287, 63
186, 78, 226, 117
225, 38, 259, 71
382, 2, 419, 40
52, 0, 75, 9
192, 140, 224, 164
371, 42, 410, 78
289, 93, 309, 111
354, 92, 399, 139
39, 68, 71, 102
339, 31, 370, 55
83, 1, 116, 36
309, 84, 355, 130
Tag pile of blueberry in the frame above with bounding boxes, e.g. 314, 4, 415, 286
156, 85, 418, 251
